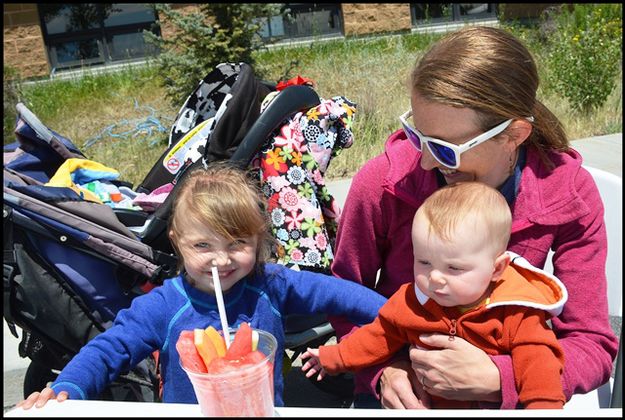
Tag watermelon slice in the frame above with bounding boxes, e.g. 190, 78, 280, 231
206, 355, 244, 374
194, 328, 219, 367
241, 350, 266, 365
176, 330, 207, 373
207, 350, 270, 375
225, 322, 253, 360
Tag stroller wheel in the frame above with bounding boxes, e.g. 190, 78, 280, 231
23, 360, 58, 398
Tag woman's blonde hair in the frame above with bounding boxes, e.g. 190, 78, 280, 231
411, 26, 569, 168
168, 162, 274, 273
419, 182, 512, 254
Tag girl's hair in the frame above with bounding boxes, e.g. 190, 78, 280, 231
419, 182, 512, 254
168, 162, 274, 273
411, 26, 569, 169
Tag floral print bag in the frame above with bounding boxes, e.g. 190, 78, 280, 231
252, 90, 357, 273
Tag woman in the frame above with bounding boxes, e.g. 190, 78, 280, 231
329, 26, 618, 409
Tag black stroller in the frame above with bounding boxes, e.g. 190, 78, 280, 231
3, 62, 354, 401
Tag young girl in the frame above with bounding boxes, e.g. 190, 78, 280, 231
18, 162, 387, 409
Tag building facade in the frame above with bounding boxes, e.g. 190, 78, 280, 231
3, 3, 556, 80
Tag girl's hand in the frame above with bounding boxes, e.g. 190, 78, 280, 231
17, 387, 69, 409
379, 359, 431, 409
409, 334, 501, 402
300, 347, 327, 381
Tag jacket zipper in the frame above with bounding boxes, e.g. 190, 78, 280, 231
448, 319, 457, 341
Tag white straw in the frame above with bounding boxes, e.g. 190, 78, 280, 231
211, 266, 231, 349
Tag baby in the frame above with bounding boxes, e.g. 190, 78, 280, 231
302, 181, 567, 409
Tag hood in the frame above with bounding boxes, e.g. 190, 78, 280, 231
511, 147, 590, 231
486, 251, 567, 317
414, 251, 568, 318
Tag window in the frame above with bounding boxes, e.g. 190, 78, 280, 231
411, 3, 497, 26
259, 3, 343, 41
38, 4, 160, 71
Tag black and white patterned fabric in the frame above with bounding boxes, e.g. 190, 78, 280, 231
138, 62, 271, 192
168, 62, 240, 147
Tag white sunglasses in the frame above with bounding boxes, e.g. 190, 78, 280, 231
399, 110, 533, 169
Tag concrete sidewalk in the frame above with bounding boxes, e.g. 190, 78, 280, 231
570, 133, 622, 177
3, 133, 622, 412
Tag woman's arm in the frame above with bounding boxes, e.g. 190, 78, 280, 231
329, 156, 388, 337
548, 168, 618, 398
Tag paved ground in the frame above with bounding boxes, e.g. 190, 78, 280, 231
3, 133, 621, 413
570, 133, 622, 177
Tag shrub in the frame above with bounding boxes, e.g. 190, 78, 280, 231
144, 3, 283, 106
545, 4, 622, 113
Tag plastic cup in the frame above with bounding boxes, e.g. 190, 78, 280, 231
181, 329, 277, 417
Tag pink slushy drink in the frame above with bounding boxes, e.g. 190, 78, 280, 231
181, 329, 277, 417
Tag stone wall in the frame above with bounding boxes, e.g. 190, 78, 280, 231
1, 3, 198, 80
3, 4, 49, 78
499, 3, 561, 21
341, 3, 412, 37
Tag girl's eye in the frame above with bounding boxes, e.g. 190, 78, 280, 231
230, 239, 247, 248
194, 242, 210, 249
417, 260, 430, 266
449, 266, 463, 272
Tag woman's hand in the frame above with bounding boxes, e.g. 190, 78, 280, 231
409, 334, 501, 402
17, 387, 68, 410
379, 359, 431, 409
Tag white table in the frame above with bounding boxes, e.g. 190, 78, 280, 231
4, 400, 622, 417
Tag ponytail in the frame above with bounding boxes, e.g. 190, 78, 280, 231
526, 100, 570, 169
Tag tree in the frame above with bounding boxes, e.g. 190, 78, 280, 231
144, 3, 284, 105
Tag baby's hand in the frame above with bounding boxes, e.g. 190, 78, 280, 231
17, 387, 69, 410
300, 347, 327, 381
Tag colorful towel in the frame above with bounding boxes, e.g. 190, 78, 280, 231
46, 158, 120, 203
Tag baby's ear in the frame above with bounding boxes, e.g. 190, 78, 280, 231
491, 252, 511, 282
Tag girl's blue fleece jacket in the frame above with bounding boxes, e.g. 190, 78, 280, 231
50, 263, 387, 406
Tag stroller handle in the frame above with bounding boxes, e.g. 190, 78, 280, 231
229, 84, 321, 166
138, 84, 321, 245
16, 102, 55, 143
15, 102, 85, 162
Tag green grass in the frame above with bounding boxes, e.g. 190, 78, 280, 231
254, 33, 445, 179
4, 30, 622, 187
5, 65, 178, 187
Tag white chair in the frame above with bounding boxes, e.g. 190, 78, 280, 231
547, 166, 622, 409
